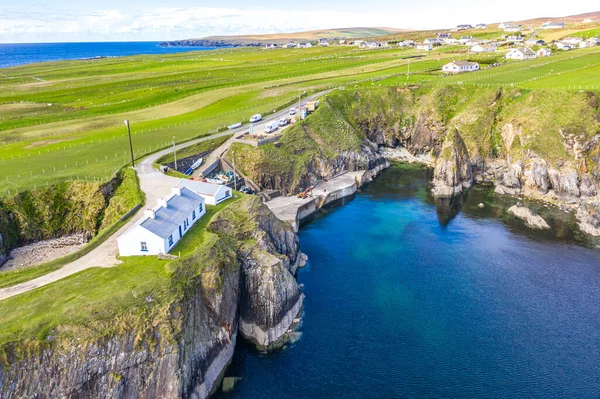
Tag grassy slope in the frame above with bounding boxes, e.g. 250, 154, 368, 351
0, 193, 245, 361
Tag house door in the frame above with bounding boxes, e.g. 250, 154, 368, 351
179, 225, 182, 238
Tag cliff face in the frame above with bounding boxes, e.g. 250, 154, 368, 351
0, 198, 303, 398
431, 128, 473, 198
209, 197, 304, 348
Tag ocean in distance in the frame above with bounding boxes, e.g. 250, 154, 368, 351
0, 42, 217, 68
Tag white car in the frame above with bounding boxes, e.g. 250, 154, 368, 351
249, 114, 262, 123
278, 118, 289, 127
264, 122, 278, 134
289, 108, 296, 115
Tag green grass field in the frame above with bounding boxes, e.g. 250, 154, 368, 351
1, 37, 600, 194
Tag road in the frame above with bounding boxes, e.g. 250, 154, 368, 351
0, 89, 332, 301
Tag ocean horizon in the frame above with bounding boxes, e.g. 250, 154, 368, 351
0, 41, 218, 68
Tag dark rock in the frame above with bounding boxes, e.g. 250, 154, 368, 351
431, 128, 473, 198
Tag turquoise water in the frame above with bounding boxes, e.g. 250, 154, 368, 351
219, 166, 600, 398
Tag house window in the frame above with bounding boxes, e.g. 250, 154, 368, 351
192, 210, 196, 220
199, 204, 203, 213
224, 191, 231, 198
168, 235, 173, 247
140, 241, 148, 252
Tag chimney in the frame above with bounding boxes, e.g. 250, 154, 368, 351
172, 186, 182, 196
145, 208, 156, 219
157, 197, 168, 208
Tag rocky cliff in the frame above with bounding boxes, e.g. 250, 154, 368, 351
0, 198, 303, 398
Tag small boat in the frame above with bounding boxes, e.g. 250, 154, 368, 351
190, 157, 204, 170
217, 174, 231, 183
207, 178, 224, 185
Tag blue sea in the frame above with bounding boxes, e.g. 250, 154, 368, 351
0, 42, 217, 68
218, 166, 600, 398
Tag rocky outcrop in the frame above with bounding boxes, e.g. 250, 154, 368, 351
0, 198, 304, 398
576, 201, 600, 236
508, 205, 551, 230
209, 198, 304, 348
431, 128, 473, 198
495, 162, 523, 196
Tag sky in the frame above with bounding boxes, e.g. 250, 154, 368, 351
0, 1, 598, 43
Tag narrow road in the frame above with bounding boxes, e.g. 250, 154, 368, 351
0, 90, 332, 301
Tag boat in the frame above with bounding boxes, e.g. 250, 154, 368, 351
190, 157, 204, 170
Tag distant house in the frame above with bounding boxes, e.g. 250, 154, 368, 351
442, 60, 480, 73
562, 37, 583, 46
318, 42, 329, 47
117, 187, 205, 256
399, 40, 415, 47
416, 43, 433, 51
266, 43, 278, 49
339, 39, 346, 45
536, 48, 552, 57
366, 41, 382, 48
541, 21, 565, 29
471, 44, 497, 53
457, 24, 474, 30
506, 35, 524, 42
358, 41, 369, 48
586, 37, 600, 46
177, 179, 232, 206
437, 33, 452, 40
525, 39, 545, 47
475, 23, 487, 29
298, 42, 312, 48
505, 47, 537, 60
464, 39, 482, 47
503, 23, 522, 32
444, 38, 459, 45
424, 38, 444, 46
555, 42, 573, 51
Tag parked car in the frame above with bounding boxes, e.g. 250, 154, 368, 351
240, 185, 255, 194
278, 118, 290, 127
264, 121, 278, 134
249, 114, 262, 123
289, 107, 296, 115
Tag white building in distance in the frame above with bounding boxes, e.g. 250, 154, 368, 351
471, 44, 497, 53
442, 60, 480, 73
117, 187, 205, 256
178, 179, 233, 206
536, 48, 552, 57
506, 48, 537, 60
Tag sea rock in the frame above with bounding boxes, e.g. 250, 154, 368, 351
431, 128, 473, 198
495, 162, 522, 195
548, 168, 580, 198
508, 205, 550, 230
523, 159, 550, 194
579, 174, 598, 197
576, 201, 600, 236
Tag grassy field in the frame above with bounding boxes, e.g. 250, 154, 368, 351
1, 35, 600, 194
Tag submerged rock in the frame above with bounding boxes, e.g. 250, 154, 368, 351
508, 205, 551, 230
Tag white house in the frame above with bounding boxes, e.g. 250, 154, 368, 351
464, 39, 482, 47
299, 42, 312, 48
424, 38, 444, 46
437, 33, 452, 40
503, 23, 522, 32
442, 60, 480, 73
318, 42, 329, 47
506, 48, 537, 60
178, 179, 232, 206
562, 37, 583, 46
475, 23, 487, 29
586, 37, 600, 46
541, 21, 565, 29
506, 35, 524, 42
400, 40, 415, 47
456, 24, 474, 30
459, 36, 474, 44
471, 44, 497, 53
444, 38, 459, 45
416, 43, 433, 51
536, 48, 552, 57
555, 42, 573, 51
117, 187, 206, 256
525, 39, 545, 47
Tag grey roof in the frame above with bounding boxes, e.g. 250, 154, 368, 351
178, 179, 227, 196
449, 60, 478, 67
140, 187, 204, 239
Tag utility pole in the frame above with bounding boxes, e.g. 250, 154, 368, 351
172, 136, 177, 171
232, 151, 237, 192
124, 120, 135, 167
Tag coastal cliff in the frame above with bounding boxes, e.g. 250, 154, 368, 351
0, 198, 303, 398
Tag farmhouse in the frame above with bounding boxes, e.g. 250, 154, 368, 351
437, 33, 452, 40
459, 36, 474, 44
471, 44, 497, 53
541, 22, 565, 29
400, 40, 415, 47
416, 43, 433, 51
117, 187, 205, 256
555, 42, 573, 50
502, 23, 522, 32
424, 38, 444, 46
464, 39, 482, 47
525, 39, 545, 47
299, 42, 312, 48
536, 48, 552, 57
475, 23, 487, 29
587, 37, 600, 46
177, 179, 232, 206
442, 60, 480, 73
562, 37, 583, 46
506, 48, 536, 60
457, 24, 474, 30
506, 35, 524, 42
